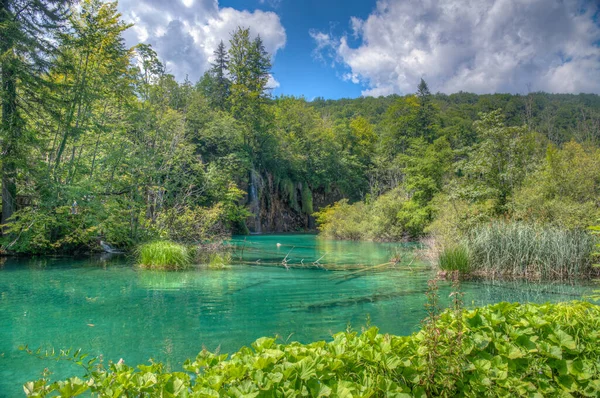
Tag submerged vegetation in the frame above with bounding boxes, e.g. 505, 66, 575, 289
136, 241, 191, 271
23, 301, 600, 397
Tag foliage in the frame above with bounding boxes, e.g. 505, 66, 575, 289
0, 0, 72, 233
1, 0, 600, 252
456, 110, 542, 214
207, 251, 233, 269
426, 194, 495, 249
590, 222, 600, 267
512, 142, 600, 229
314, 188, 409, 241
439, 245, 471, 273
466, 222, 597, 279
22, 301, 600, 397
136, 240, 191, 270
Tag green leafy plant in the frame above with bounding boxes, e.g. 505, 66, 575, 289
136, 240, 191, 270
22, 301, 600, 397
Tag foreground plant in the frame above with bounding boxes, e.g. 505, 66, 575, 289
136, 241, 191, 270
22, 301, 600, 397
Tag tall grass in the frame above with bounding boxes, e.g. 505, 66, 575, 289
466, 222, 596, 279
438, 245, 470, 273
137, 240, 191, 270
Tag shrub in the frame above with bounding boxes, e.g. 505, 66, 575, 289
136, 240, 191, 270
438, 245, 470, 273
23, 301, 600, 397
512, 142, 600, 230
314, 187, 411, 241
466, 222, 596, 279
207, 252, 232, 269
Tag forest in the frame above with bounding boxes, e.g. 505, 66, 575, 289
1, 0, 599, 259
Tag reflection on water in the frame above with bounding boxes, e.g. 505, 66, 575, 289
0, 234, 596, 396
231, 234, 423, 268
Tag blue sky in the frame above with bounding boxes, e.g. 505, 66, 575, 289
221, 0, 374, 99
117, 0, 600, 99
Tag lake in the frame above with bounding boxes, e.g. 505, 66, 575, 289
0, 234, 595, 396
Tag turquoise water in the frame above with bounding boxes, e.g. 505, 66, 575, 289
0, 234, 595, 396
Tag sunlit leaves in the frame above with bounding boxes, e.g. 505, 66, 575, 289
22, 301, 600, 397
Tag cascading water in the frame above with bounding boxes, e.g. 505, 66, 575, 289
248, 170, 261, 233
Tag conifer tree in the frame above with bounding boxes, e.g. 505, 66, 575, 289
209, 40, 230, 110
248, 35, 271, 98
416, 78, 436, 142
0, 0, 71, 233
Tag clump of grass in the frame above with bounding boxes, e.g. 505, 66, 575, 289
194, 241, 234, 268
137, 240, 191, 270
438, 245, 470, 273
208, 252, 232, 269
467, 221, 596, 279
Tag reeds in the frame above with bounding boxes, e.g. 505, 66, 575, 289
438, 245, 470, 273
466, 222, 596, 279
137, 240, 191, 270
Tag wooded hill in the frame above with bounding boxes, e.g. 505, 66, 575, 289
1, 0, 599, 253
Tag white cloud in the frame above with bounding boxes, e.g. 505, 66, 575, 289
259, 0, 282, 8
117, 0, 286, 81
311, 0, 600, 96
267, 74, 280, 89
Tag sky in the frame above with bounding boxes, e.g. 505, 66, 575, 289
116, 0, 600, 99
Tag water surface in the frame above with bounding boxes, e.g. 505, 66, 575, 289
0, 234, 595, 396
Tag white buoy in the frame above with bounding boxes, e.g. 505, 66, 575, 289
276, 243, 282, 247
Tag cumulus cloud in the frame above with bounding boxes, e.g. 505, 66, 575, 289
311, 0, 600, 96
117, 0, 286, 81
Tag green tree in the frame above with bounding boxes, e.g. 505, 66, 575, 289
416, 78, 437, 142
513, 142, 600, 229
0, 0, 71, 234
228, 27, 273, 159
459, 110, 541, 214
208, 40, 230, 110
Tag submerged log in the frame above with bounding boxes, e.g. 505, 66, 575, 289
298, 289, 422, 312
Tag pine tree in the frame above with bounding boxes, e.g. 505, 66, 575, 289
209, 40, 230, 110
416, 78, 436, 142
248, 35, 271, 98
0, 0, 71, 234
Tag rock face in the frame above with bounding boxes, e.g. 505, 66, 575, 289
243, 170, 339, 233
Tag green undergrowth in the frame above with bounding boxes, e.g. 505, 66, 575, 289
136, 240, 191, 270
23, 301, 600, 397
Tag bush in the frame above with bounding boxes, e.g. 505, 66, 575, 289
136, 240, 191, 270
438, 245, 470, 273
314, 187, 412, 241
466, 222, 596, 279
207, 252, 232, 269
512, 142, 600, 230
23, 301, 600, 397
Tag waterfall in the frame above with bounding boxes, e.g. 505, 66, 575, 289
248, 170, 262, 233
100, 241, 124, 254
